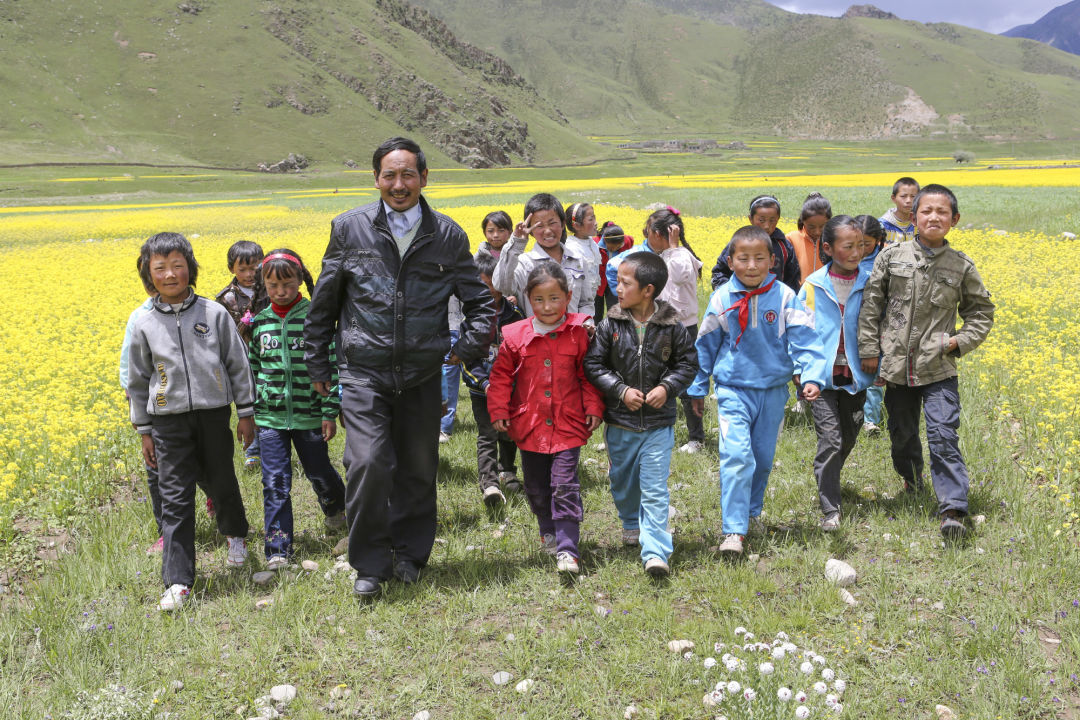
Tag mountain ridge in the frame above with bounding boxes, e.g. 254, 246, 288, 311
1003, 0, 1080, 56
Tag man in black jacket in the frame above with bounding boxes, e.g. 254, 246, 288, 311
304, 137, 494, 598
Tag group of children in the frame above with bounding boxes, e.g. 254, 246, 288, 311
122, 176, 994, 608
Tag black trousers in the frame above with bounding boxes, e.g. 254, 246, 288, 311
151, 406, 250, 588
809, 388, 866, 516
469, 392, 518, 491
340, 374, 441, 579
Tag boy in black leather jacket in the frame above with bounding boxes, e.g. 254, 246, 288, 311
584, 252, 697, 577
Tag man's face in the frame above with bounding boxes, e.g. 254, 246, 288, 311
375, 149, 427, 211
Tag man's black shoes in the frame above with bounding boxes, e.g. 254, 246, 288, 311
393, 559, 421, 584
353, 576, 381, 598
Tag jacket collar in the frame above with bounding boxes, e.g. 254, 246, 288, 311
727, 272, 776, 294
606, 299, 680, 326
808, 264, 870, 299
151, 288, 197, 313
374, 195, 438, 240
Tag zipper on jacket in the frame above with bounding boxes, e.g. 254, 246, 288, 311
637, 324, 647, 430
388, 220, 435, 392
174, 309, 194, 412
281, 312, 294, 427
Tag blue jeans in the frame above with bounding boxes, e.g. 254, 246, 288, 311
714, 384, 788, 535
245, 432, 261, 460
258, 426, 346, 559
884, 378, 969, 515
605, 425, 675, 564
440, 330, 461, 434
863, 383, 884, 425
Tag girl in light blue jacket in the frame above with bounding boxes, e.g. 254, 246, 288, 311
797, 216, 875, 531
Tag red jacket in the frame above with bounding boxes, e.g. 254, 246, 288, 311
487, 313, 605, 454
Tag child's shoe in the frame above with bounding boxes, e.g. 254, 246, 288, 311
940, 510, 967, 539
678, 440, 704, 454
225, 536, 248, 567
862, 422, 881, 436
644, 557, 670, 577
621, 528, 640, 546
159, 584, 190, 612
244, 456, 260, 470
438, 432, 451, 444
499, 471, 522, 493
205, 497, 216, 518
266, 554, 288, 571
718, 533, 744, 556
821, 512, 841, 532
482, 485, 506, 507
540, 533, 557, 555
146, 536, 164, 555
555, 551, 579, 575
324, 511, 347, 532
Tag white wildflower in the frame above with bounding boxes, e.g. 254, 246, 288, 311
832, 679, 846, 694
800, 661, 814, 675
795, 706, 811, 719
812, 655, 826, 666
772, 646, 786, 660
734, 626, 747, 636
714, 642, 727, 653
831, 703, 843, 714
776, 631, 790, 641
704, 657, 717, 669
821, 668, 835, 682
813, 681, 828, 695
726, 680, 741, 694
744, 632, 755, 641
795, 690, 808, 703
825, 694, 838, 708
759, 662, 775, 675
743, 687, 757, 702
777, 687, 792, 702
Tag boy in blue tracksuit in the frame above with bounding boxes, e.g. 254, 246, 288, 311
689, 226, 829, 556
798, 217, 876, 531
462, 251, 525, 507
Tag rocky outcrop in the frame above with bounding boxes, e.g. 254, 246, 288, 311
843, 5, 898, 20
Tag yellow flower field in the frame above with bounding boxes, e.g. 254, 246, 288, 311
0, 185, 1077, 537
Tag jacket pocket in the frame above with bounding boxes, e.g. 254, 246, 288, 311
930, 270, 961, 308
886, 261, 915, 297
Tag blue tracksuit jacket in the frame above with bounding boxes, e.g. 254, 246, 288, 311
798, 264, 875, 394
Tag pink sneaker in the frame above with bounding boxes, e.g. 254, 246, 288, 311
146, 536, 164, 555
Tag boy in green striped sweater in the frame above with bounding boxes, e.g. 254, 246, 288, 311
248, 249, 347, 570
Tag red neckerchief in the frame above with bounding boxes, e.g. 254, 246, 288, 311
271, 293, 302, 319
723, 279, 775, 346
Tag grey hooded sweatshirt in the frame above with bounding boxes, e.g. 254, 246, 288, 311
127, 291, 255, 434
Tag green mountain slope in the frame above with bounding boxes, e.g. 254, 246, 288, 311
408, 0, 1080, 140
0, 0, 603, 167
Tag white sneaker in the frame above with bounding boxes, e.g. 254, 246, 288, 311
621, 528, 640, 546
821, 512, 841, 532
438, 432, 451, 444
540, 533, 557, 555
644, 557, 670, 577
594, 441, 606, 451
482, 485, 506, 507
718, 534, 744, 556
266, 554, 289, 571
678, 440, 705, 454
556, 551, 579, 575
863, 422, 882, 436
159, 584, 190, 612
225, 536, 248, 567
792, 399, 806, 414
324, 511, 347, 531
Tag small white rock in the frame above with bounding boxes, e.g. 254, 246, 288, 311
973, 514, 986, 525
256, 707, 280, 719
329, 685, 351, 700
492, 671, 513, 686
252, 571, 276, 586
595, 605, 610, 617
270, 685, 296, 704
514, 678, 535, 693
434, 538, 448, 545
882, 532, 892, 541
301, 560, 319, 571
623, 705, 639, 719
667, 639, 695, 653
838, 589, 858, 607
935, 704, 957, 720
412, 712, 431, 720
504, 633, 516, 642
255, 597, 273, 610
465, 545, 483, 551
170, 680, 184, 692
931, 601, 945, 611
824, 558, 857, 587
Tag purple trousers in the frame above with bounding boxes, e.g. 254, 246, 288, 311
519, 448, 583, 557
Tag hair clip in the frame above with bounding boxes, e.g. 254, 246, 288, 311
666, 205, 680, 216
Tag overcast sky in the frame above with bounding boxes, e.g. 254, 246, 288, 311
769, 1, 1066, 33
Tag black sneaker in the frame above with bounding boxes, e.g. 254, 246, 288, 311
940, 510, 967, 539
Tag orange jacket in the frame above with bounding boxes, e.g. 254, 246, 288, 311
788, 229, 825, 287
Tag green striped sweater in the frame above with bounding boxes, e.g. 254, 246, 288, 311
248, 297, 340, 430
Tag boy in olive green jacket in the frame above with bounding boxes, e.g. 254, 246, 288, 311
858, 184, 994, 539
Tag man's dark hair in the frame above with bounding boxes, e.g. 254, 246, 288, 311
372, 137, 426, 175
138, 232, 199, 290
622, 251, 669, 297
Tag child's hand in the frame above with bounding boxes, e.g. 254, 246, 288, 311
585, 415, 602, 432
313, 381, 332, 397
446, 352, 462, 366
321, 419, 337, 442
141, 433, 157, 469
690, 397, 705, 417
493, 419, 510, 433
802, 383, 821, 402
667, 224, 681, 250
644, 385, 668, 408
622, 387, 645, 410
514, 213, 537, 240
860, 357, 879, 374
237, 416, 255, 449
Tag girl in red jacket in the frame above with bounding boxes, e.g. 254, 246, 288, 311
489, 264, 604, 576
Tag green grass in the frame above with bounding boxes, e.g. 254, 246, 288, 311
1, 369, 1078, 718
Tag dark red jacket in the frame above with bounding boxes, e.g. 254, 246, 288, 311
487, 313, 605, 454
